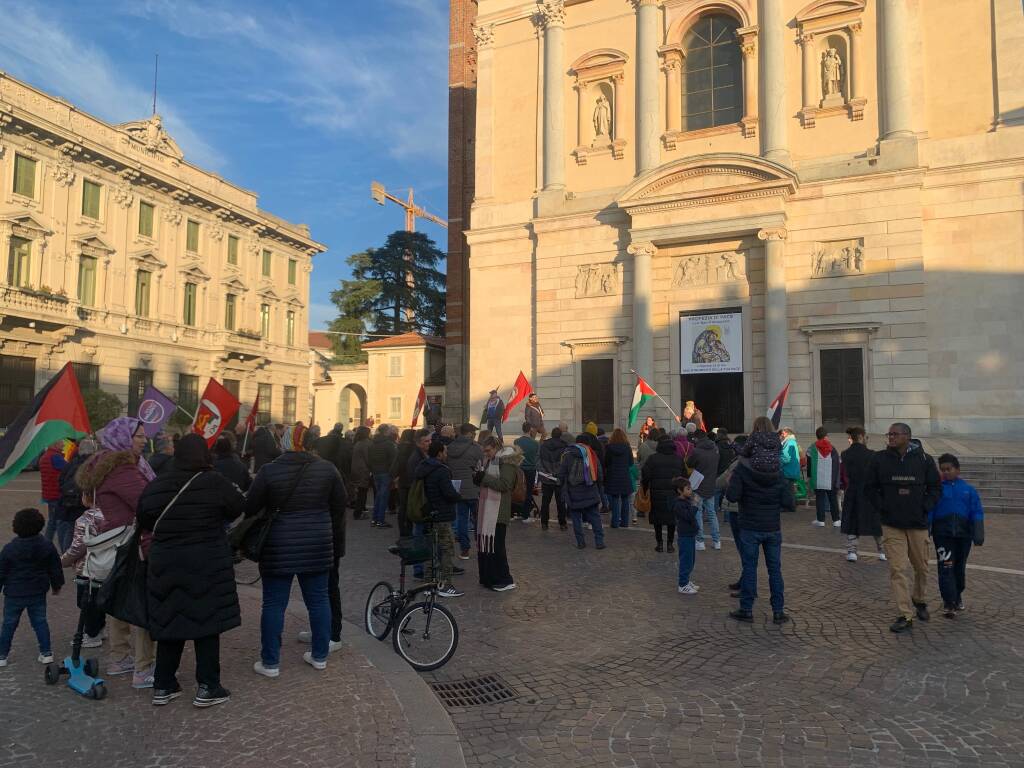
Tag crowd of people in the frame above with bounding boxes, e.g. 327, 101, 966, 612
0, 400, 987, 711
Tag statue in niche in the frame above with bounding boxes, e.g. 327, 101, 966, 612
822, 48, 843, 99
593, 95, 611, 143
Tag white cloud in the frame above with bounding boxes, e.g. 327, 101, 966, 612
0, 4, 224, 170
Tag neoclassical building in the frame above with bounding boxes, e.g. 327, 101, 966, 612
456, 0, 1024, 436
0, 73, 325, 427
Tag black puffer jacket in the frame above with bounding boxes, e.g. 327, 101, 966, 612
726, 461, 795, 532
641, 439, 686, 526
415, 457, 461, 522
603, 442, 634, 497
686, 437, 719, 498
214, 454, 251, 491
244, 452, 348, 576
538, 435, 571, 485
367, 433, 397, 474
137, 468, 244, 641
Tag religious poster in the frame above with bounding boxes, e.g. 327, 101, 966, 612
679, 312, 743, 374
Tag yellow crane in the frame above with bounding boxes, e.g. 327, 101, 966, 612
370, 181, 448, 231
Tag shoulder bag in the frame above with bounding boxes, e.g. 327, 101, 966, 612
230, 461, 309, 563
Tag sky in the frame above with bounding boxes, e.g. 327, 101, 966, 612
0, 0, 450, 330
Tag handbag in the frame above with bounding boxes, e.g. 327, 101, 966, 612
230, 461, 309, 563
634, 485, 651, 514
97, 472, 201, 626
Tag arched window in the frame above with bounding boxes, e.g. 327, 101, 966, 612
681, 14, 742, 132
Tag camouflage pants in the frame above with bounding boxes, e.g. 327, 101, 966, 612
424, 521, 455, 584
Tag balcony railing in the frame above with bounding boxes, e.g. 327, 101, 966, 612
0, 286, 73, 322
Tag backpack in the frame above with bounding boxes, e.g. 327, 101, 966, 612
58, 456, 86, 517
82, 523, 134, 583
567, 452, 587, 487
406, 478, 431, 523
511, 466, 528, 503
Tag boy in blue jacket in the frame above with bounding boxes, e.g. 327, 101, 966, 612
929, 454, 984, 618
673, 478, 700, 595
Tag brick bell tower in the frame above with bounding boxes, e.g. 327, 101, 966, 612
445, 0, 477, 422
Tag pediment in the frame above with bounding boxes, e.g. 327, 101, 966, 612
796, 0, 865, 23
284, 292, 305, 308
73, 233, 116, 253
130, 250, 167, 270
258, 285, 281, 301
571, 48, 629, 74
617, 154, 798, 211
179, 263, 212, 282
2, 212, 52, 236
221, 275, 249, 292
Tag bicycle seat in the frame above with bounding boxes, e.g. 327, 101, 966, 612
387, 544, 401, 556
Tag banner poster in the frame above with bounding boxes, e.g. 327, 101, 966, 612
679, 312, 743, 374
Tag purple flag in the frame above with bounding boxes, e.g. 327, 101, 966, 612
137, 385, 176, 438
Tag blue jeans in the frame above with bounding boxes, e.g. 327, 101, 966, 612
0, 593, 51, 657
695, 493, 720, 544
609, 494, 631, 527
815, 489, 839, 522
486, 419, 503, 441
739, 529, 784, 613
455, 500, 477, 553
570, 505, 605, 546
677, 534, 696, 587
43, 501, 60, 544
372, 473, 391, 524
260, 571, 330, 666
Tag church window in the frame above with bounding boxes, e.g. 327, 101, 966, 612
681, 15, 742, 132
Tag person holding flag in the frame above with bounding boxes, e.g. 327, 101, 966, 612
524, 393, 546, 438
501, 371, 531, 425
628, 374, 658, 431
192, 379, 240, 448
481, 389, 505, 442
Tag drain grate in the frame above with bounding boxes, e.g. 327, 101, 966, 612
430, 674, 518, 708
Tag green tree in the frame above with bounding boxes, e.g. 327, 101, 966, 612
81, 389, 123, 431
329, 230, 446, 339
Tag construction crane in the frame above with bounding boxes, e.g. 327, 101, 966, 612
371, 181, 448, 231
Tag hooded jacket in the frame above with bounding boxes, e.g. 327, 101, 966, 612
514, 434, 539, 471
76, 449, 150, 532
726, 461, 795, 532
0, 535, 64, 598
415, 457, 462, 522
779, 434, 802, 480
806, 438, 840, 491
538, 434, 571, 485
446, 436, 485, 501
252, 426, 282, 470
929, 477, 984, 543
40, 446, 67, 502
685, 436, 720, 498
641, 439, 686, 527
864, 444, 941, 529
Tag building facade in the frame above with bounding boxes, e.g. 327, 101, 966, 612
0, 73, 325, 428
460, 0, 1024, 437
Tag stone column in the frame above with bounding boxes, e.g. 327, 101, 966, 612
849, 22, 864, 102
739, 31, 758, 137
575, 84, 585, 146
474, 24, 496, 198
880, 0, 913, 139
662, 54, 681, 135
612, 74, 625, 140
539, 1, 567, 190
634, 0, 660, 174
0, 222, 12, 287
800, 33, 816, 112
627, 241, 654, 381
758, 227, 789, 400
759, 0, 790, 164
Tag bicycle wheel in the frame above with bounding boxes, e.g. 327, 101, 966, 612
392, 600, 459, 671
365, 581, 396, 640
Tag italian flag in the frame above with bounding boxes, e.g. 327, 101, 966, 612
0, 363, 91, 488
628, 375, 657, 429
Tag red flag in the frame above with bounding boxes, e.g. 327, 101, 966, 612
243, 392, 261, 436
501, 371, 531, 422
192, 379, 241, 447
410, 384, 427, 427
767, 382, 791, 430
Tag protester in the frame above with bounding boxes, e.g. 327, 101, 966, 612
213, 435, 251, 491
147, 433, 175, 477
59, 482, 106, 649
714, 430, 736, 512
513, 423, 539, 522
474, 437, 519, 591
637, 427, 661, 466
403, 429, 433, 580
0, 508, 64, 667
672, 478, 700, 595
447, 424, 484, 559
136, 434, 244, 708
56, 437, 97, 552
414, 441, 463, 597
424, 399, 443, 429
603, 428, 635, 529
779, 428, 804, 501
930, 453, 984, 619
672, 429, 694, 463
726, 418, 795, 624
864, 422, 941, 633
638, 416, 657, 445
481, 389, 505, 442
558, 434, 607, 550
682, 401, 705, 431
313, 423, 344, 471
538, 427, 571, 531
686, 429, 721, 551
739, 417, 781, 473
252, 423, 284, 471
246, 424, 347, 676
807, 427, 841, 527
391, 429, 420, 537
367, 425, 396, 529
839, 427, 884, 562
349, 426, 372, 519
642, 437, 685, 553
524, 394, 546, 438
38, 439, 68, 545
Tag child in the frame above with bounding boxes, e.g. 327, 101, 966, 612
673, 477, 700, 595
806, 426, 841, 527
60, 490, 107, 648
929, 454, 984, 618
739, 417, 782, 474
0, 508, 65, 666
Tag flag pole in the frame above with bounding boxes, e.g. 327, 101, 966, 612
629, 369, 682, 423
176, 405, 196, 421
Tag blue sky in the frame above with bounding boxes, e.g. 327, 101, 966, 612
0, 0, 450, 330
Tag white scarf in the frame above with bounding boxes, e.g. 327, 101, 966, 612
476, 459, 502, 554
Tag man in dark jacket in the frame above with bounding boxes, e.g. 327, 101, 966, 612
398, 430, 432, 539
414, 441, 464, 597
538, 427, 571, 530
513, 423, 539, 521
446, 424, 483, 558
686, 431, 721, 550
252, 424, 283, 471
726, 459, 795, 624
313, 424, 343, 471
864, 422, 941, 633
367, 425, 397, 529
558, 436, 606, 549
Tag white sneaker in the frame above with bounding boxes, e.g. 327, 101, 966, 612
436, 583, 465, 598
253, 661, 280, 678
38, 653, 54, 664
847, 552, 858, 562
695, 541, 706, 551
303, 651, 327, 670
878, 552, 887, 561
687, 582, 700, 592
80, 634, 103, 649
677, 584, 698, 595
297, 630, 311, 643
832, 520, 842, 528
329, 640, 343, 653
812, 520, 826, 527
522, 517, 536, 524
0, 657, 7, 667
712, 541, 721, 550
492, 582, 517, 592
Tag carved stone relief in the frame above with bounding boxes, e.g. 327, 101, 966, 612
51, 155, 76, 187
575, 263, 618, 298
671, 252, 746, 287
811, 239, 864, 277
162, 203, 183, 225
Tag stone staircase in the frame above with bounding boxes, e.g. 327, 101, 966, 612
956, 457, 1024, 515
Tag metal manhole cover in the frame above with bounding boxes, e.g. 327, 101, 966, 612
430, 674, 518, 708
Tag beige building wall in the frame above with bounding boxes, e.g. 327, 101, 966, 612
464, 0, 1024, 438
0, 73, 324, 427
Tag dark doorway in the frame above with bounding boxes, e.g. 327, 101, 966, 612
580, 359, 614, 432
820, 348, 865, 433
0, 355, 35, 427
681, 372, 744, 434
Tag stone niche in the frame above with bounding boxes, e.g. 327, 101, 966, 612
570, 49, 628, 165
796, 0, 867, 128
575, 263, 619, 298
671, 251, 747, 287
811, 238, 864, 277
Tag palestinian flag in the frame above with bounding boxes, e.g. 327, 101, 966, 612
767, 382, 791, 430
628, 375, 657, 429
0, 363, 91, 488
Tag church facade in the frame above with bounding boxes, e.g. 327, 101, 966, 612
458, 0, 1024, 437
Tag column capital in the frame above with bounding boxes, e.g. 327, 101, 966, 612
757, 227, 788, 242
627, 242, 656, 257
628, 0, 660, 9
798, 32, 814, 45
537, 0, 566, 28
849, 20, 863, 34
473, 23, 495, 49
